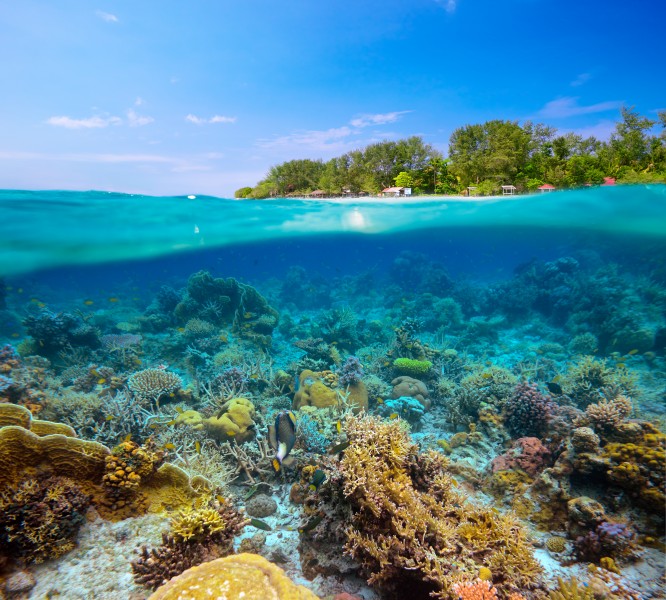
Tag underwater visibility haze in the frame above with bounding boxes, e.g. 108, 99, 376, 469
1, 185, 665, 599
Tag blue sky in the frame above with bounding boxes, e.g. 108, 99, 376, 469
1, 0, 664, 197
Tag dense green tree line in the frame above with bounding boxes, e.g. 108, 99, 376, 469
236, 107, 666, 198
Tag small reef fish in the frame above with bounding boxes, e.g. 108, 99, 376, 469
309, 469, 326, 492
298, 514, 323, 533
268, 410, 297, 472
108, 297, 120, 303
250, 518, 272, 531
163, 443, 176, 450
195, 441, 201, 455
328, 440, 351, 455
628, 349, 639, 355
83, 299, 94, 306
335, 420, 342, 434
546, 381, 563, 395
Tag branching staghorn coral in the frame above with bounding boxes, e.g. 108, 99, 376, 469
338, 414, 542, 599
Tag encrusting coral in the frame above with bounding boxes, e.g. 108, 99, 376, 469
337, 414, 542, 599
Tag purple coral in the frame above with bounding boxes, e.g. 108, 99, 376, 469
338, 356, 364, 387
575, 520, 636, 562
504, 382, 554, 437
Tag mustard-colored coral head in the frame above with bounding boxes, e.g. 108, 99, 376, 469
148, 553, 319, 599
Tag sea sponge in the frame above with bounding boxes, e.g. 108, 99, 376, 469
204, 397, 256, 443
392, 358, 432, 377
147, 553, 319, 599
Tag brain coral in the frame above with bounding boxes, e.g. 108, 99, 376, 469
148, 553, 319, 599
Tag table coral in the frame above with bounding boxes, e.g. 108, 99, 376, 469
147, 552, 318, 599
338, 414, 542, 599
128, 368, 182, 406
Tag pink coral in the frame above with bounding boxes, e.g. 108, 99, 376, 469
491, 437, 551, 477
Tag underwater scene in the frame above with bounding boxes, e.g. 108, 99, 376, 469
0, 186, 665, 600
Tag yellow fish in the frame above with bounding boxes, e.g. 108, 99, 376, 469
195, 441, 201, 454
83, 299, 94, 306
616, 363, 626, 369
481, 372, 492, 379
389, 413, 399, 420
336, 421, 342, 434
98, 378, 106, 385
10, 333, 19, 338
124, 434, 132, 442
165, 419, 177, 426
628, 349, 639, 355
164, 443, 176, 450
105, 415, 114, 421
174, 406, 184, 414
108, 297, 119, 303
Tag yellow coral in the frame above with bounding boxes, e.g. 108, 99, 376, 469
545, 536, 567, 553
148, 553, 319, 599
170, 507, 226, 542
204, 397, 256, 443
292, 369, 368, 413
548, 577, 594, 600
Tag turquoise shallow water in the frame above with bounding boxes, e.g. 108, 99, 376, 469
1, 185, 665, 276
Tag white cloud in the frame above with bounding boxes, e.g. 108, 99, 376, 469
135, 97, 145, 106
537, 97, 621, 119
209, 115, 237, 124
570, 73, 591, 87
350, 110, 411, 128
435, 0, 457, 13
563, 120, 617, 141
126, 109, 154, 127
186, 114, 236, 125
96, 10, 118, 23
46, 115, 122, 129
257, 126, 353, 152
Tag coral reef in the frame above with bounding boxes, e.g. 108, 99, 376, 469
337, 414, 542, 599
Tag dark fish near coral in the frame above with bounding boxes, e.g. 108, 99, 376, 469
328, 440, 351, 455
309, 469, 326, 491
546, 381, 563, 395
250, 518, 272, 531
298, 514, 323, 533
269, 410, 297, 472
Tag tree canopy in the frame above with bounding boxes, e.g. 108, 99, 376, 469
235, 106, 666, 198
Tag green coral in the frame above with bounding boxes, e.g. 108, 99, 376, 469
392, 357, 432, 376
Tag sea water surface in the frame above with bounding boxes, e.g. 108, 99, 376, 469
1, 185, 665, 279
